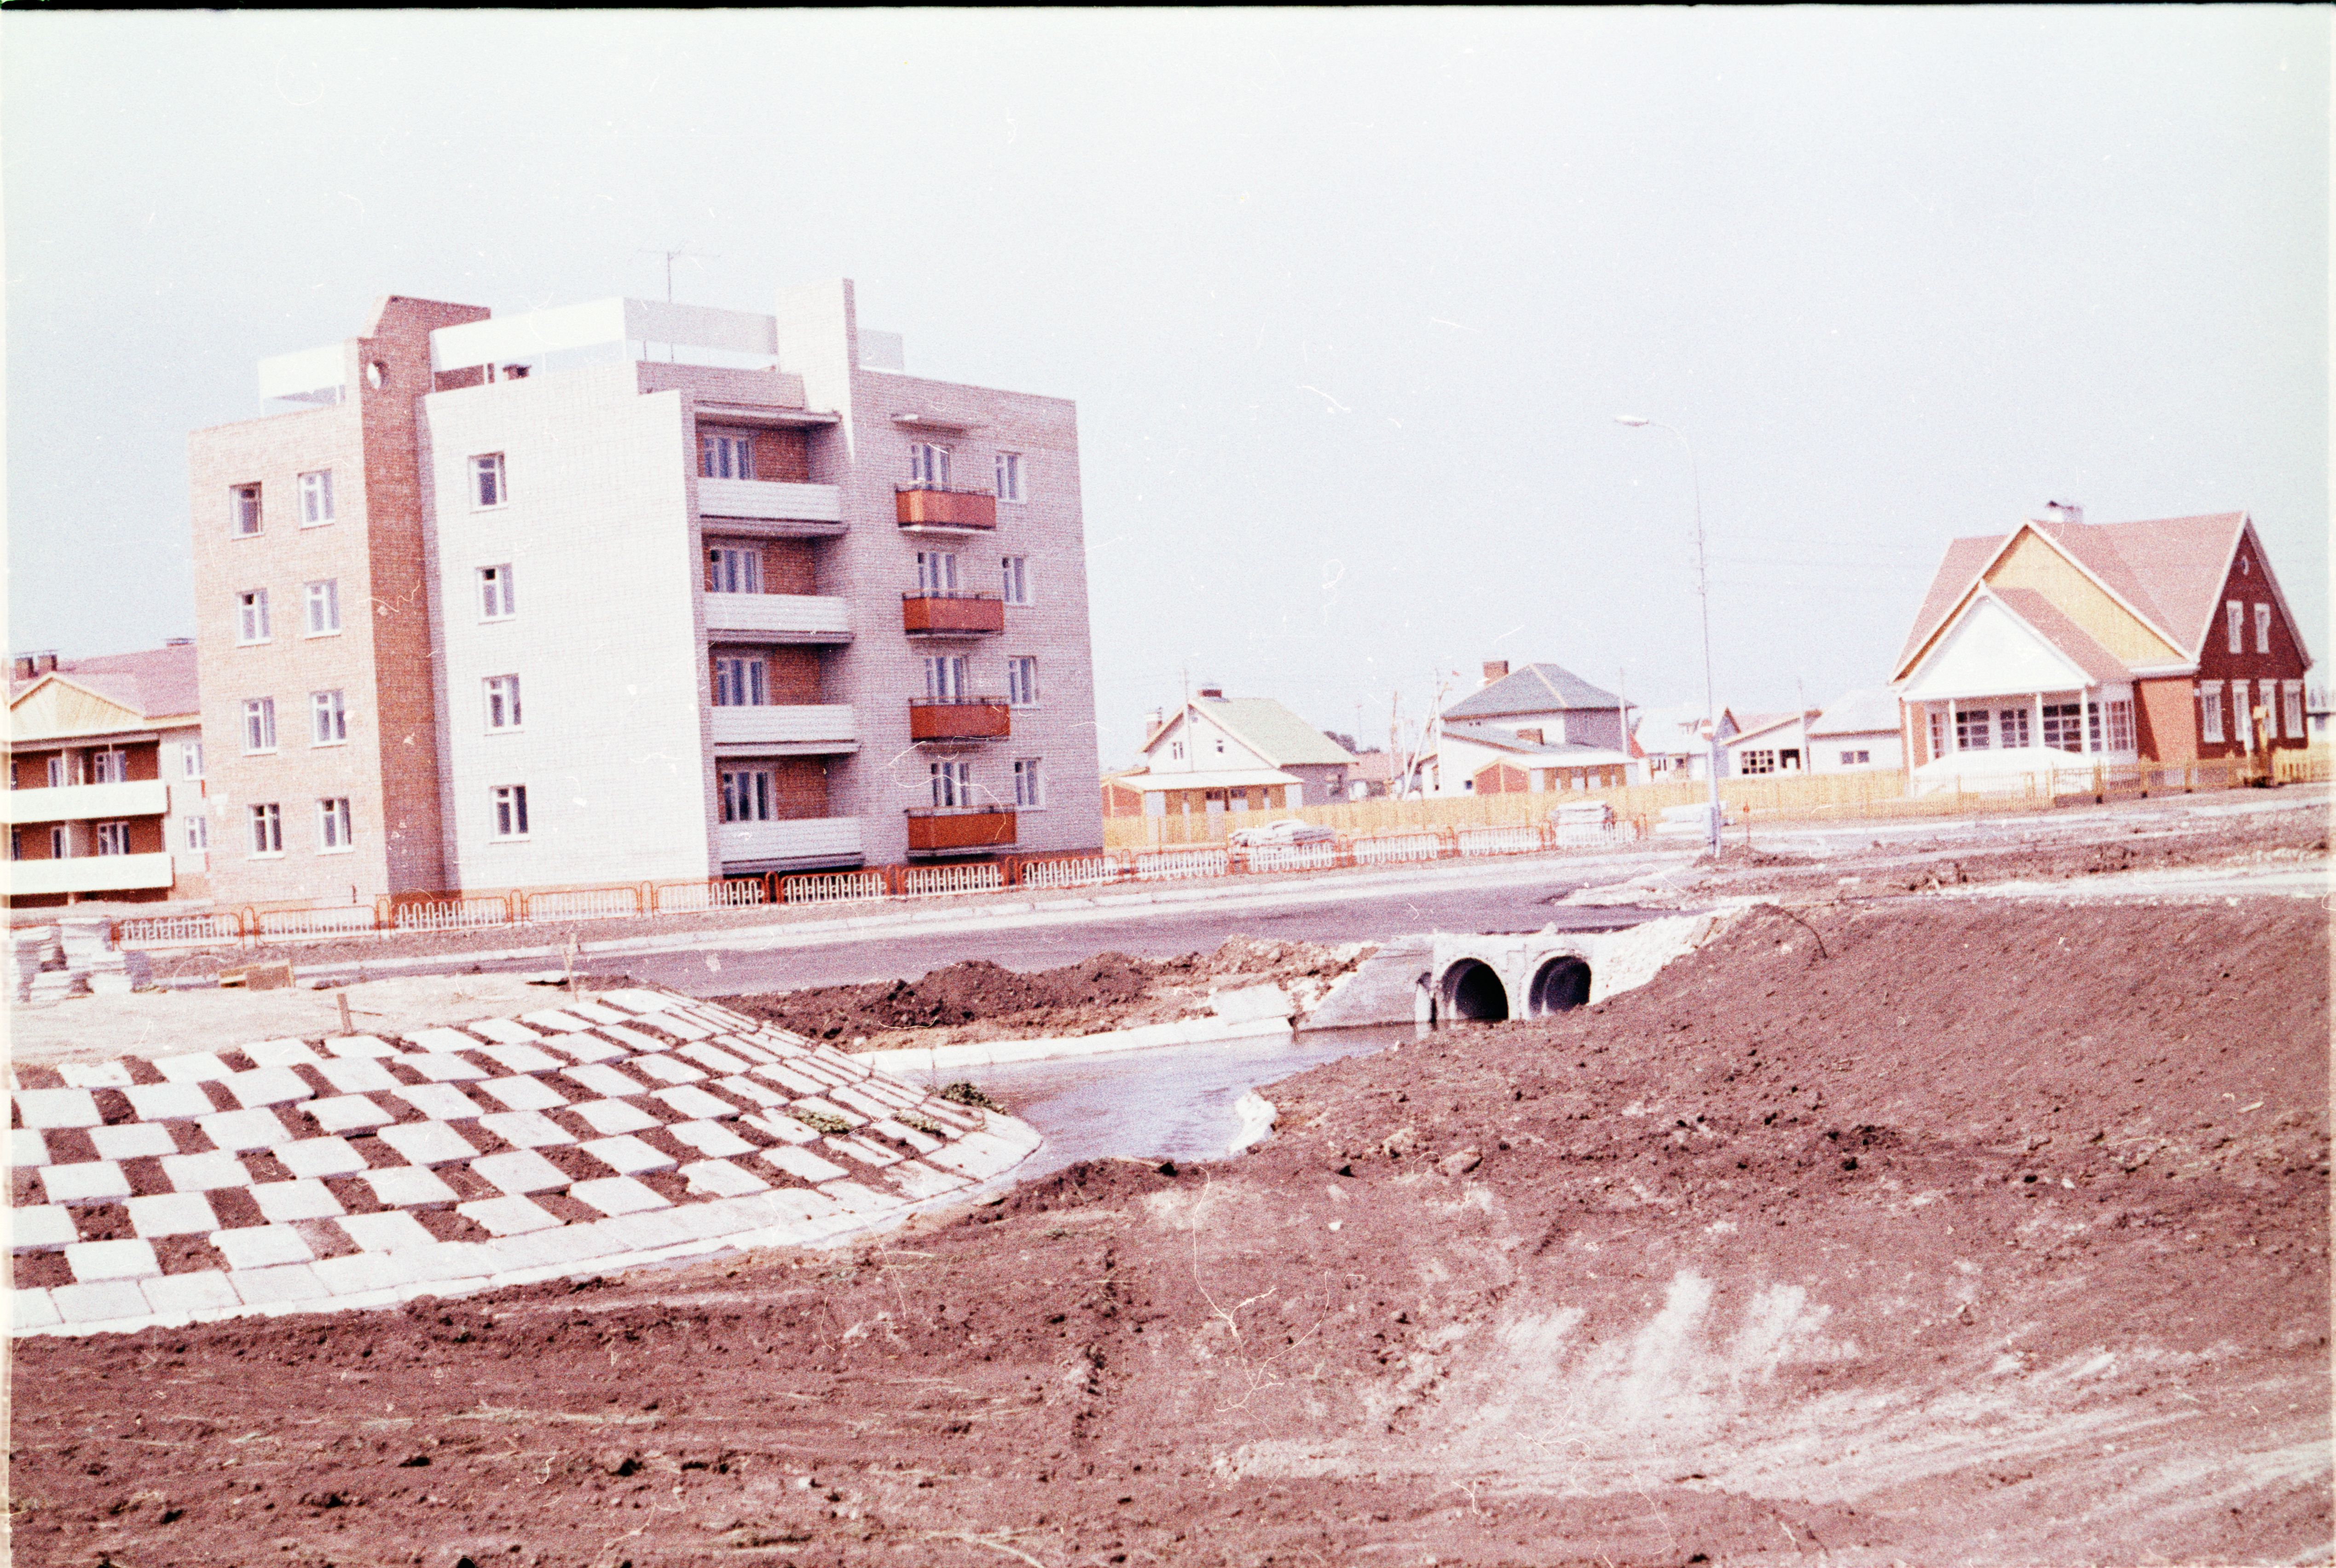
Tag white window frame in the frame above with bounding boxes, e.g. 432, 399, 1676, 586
1001, 555, 1031, 605
184, 814, 209, 852
2041, 701, 2086, 754
317, 797, 353, 853
916, 551, 961, 594
232, 483, 262, 537
700, 432, 754, 481
472, 452, 508, 510
491, 784, 530, 839
94, 821, 131, 857
312, 690, 347, 746
2255, 603, 2273, 655
713, 657, 767, 708
479, 565, 516, 620
249, 802, 283, 857
237, 589, 271, 644
2227, 601, 2244, 655
49, 825, 68, 859
707, 547, 764, 595
298, 469, 335, 527
45, 755, 68, 788
923, 655, 968, 700
995, 451, 1024, 503
2199, 681, 2225, 744
305, 579, 341, 636
243, 696, 278, 754
1953, 708, 1991, 751
1013, 757, 1044, 808
1740, 748, 1777, 776
91, 749, 127, 785
181, 740, 204, 779
2105, 698, 2135, 753
2284, 681, 2305, 739
908, 442, 951, 488
719, 768, 775, 824
1996, 706, 2030, 749
484, 674, 523, 732
928, 759, 973, 808
1006, 655, 1039, 708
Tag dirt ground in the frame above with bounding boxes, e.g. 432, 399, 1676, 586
10, 895, 2326, 1567
724, 938, 1368, 1052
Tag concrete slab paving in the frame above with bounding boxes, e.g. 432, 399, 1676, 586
12, 1205, 79, 1252
374, 1121, 481, 1168
475, 1109, 574, 1148
581, 1135, 676, 1176
229, 1263, 329, 1308
127, 1192, 220, 1238
387, 1082, 484, 1121
251, 1180, 345, 1223
14, 1090, 101, 1129
141, 1270, 239, 1316
52, 1279, 151, 1325
569, 1098, 659, 1136
275, 1137, 370, 1180
470, 1149, 572, 1196
224, 1066, 315, 1108
569, 1176, 670, 1216
211, 1225, 316, 1270
197, 1107, 291, 1152
307, 1094, 397, 1134
336, 1211, 437, 1252
316, 1058, 400, 1095
161, 1150, 256, 1192
41, 1162, 132, 1205
358, 1166, 460, 1210
87, 1123, 177, 1161
67, 1238, 162, 1282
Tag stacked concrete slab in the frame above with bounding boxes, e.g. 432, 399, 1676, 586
8, 986, 1041, 1337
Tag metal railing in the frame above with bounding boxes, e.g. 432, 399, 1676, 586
900, 863, 1006, 898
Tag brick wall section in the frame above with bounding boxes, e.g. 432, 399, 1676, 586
2190, 531, 2313, 759
770, 757, 829, 819
763, 539, 819, 593
2134, 677, 2197, 766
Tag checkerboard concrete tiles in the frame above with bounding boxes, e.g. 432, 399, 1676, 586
9, 988, 1041, 1336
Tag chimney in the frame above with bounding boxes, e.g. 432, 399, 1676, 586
11, 655, 31, 681
1482, 660, 1509, 687
1197, 685, 1224, 701
2037, 500, 2084, 527
1143, 707, 1164, 734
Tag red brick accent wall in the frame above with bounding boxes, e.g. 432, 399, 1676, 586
761, 539, 818, 594
752, 428, 811, 483
124, 742, 162, 783
766, 648, 823, 704
770, 757, 830, 819
2191, 532, 2313, 757
2134, 677, 2198, 765
127, 817, 168, 855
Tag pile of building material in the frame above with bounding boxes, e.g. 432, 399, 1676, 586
12, 920, 150, 1003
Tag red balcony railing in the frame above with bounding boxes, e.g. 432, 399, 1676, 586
895, 486, 997, 530
908, 697, 1011, 741
905, 806, 1017, 854
902, 592, 1004, 636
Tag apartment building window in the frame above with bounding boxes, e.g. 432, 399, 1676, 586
713, 657, 767, 707
2105, 698, 2135, 753
1001, 555, 1031, 605
2041, 702, 2085, 753
306, 579, 341, 635
479, 565, 516, 619
1740, 749, 1777, 776
243, 697, 278, 753
491, 784, 530, 838
995, 452, 1024, 502
232, 484, 262, 537
472, 453, 507, 509
50, 826, 68, 859
923, 655, 967, 700
1013, 758, 1044, 808
928, 759, 972, 808
1996, 705, 2030, 749
46, 755, 69, 788
908, 442, 950, 488
95, 822, 131, 857
916, 551, 960, 594
700, 432, 754, 480
181, 740, 204, 779
706, 548, 763, 594
237, 589, 272, 644
184, 815, 209, 852
2199, 681, 2225, 744
720, 769, 774, 823
8, 829, 17, 860
2256, 603, 2273, 655
91, 749, 127, 784
1953, 708, 1991, 750
484, 674, 523, 730
2285, 681, 2306, 738
318, 797, 353, 853
312, 690, 347, 745
249, 803, 283, 856
1006, 656, 1039, 707
2227, 601, 2244, 655
298, 469, 335, 526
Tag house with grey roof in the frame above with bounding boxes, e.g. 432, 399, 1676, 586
1807, 687, 1903, 773
1442, 660, 1630, 750
1134, 686, 1357, 808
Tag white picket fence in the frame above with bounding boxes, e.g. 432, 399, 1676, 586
780, 870, 887, 906
1351, 832, 1444, 866
654, 879, 766, 914
526, 887, 642, 922
900, 863, 1006, 899
256, 906, 381, 940
1130, 847, 1231, 882
1020, 856, 1120, 891
112, 912, 243, 949
393, 898, 512, 933
1242, 841, 1341, 874
1454, 824, 1544, 857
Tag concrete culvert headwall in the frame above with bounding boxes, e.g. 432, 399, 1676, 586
1528, 956, 1592, 1016
1441, 959, 1510, 1023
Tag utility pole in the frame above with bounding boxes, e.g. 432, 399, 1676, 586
1796, 675, 1811, 775
1616, 416, 1723, 856
1617, 666, 1632, 785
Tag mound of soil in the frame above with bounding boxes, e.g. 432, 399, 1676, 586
12, 901, 2326, 1566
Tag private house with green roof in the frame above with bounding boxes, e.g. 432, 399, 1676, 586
1131, 686, 1357, 812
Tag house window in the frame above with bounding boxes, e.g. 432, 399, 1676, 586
924, 655, 968, 699
706, 547, 763, 594
1170, 742, 1185, 761
1006, 656, 1039, 707
1996, 706, 2030, 749
916, 551, 960, 594
1740, 749, 1776, 776
1954, 708, 1990, 750
2227, 601, 2244, 655
928, 759, 973, 808
306, 579, 341, 635
95, 821, 131, 856
479, 565, 516, 619
181, 741, 204, 779
484, 675, 523, 730
713, 657, 767, 707
2199, 681, 2225, 744
1839, 749, 1869, 766
491, 784, 530, 838
1214, 737, 1226, 755
473, 453, 507, 508
995, 452, 1024, 502
719, 769, 774, 823
243, 697, 278, 753
249, 803, 283, 856
298, 469, 335, 526
1001, 555, 1030, 605
908, 442, 951, 488
2105, 699, 2134, 753
46, 755, 68, 788
91, 749, 127, 784
1013, 758, 1044, 808
2285, 681, 2305, 738
184, 815, 209, 852
2041, 702, 2086, 753
312, 690, 347, 745
700, 432, 754, 480
318, 797, 353, 852
2255, 604, 2273, 655
232, 484, 262, 536
237, 589, 271, 644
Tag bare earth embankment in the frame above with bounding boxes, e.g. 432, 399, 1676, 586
10, 894, 2327, 1567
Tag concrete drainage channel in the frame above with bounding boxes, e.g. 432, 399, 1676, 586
1418, 912, 1729, 1028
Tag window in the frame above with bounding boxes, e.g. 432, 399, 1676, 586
995, 452, 1024, 502
1996, 706, 2030, 749
2256, 603, 2273, 655
479, 565, 516, 619
1006, 656, 1039, 707
706, 547, 763, 594
928, 759, 972, 808
312, 690, 347, 745
1927, 710, 1944, 758
2105, 699, 2134, 753
484, 674, 523, 730
713, 657, 767, 707
45, 755, 67, 788
2199, 681, 2225, 744
1740, 748, 1777, 776
908, 442, 950, 487
305, 579, 341, 635
1171, 742, 1185, 761
1214, 737, 1226, 755
2227, 601, 2244, 655
2042, 702, 2086, 753
2235, 680, 2259, 744
700, 432, 754, 480
181, 741, 204, 779
184, 815, 209, 852
95, 822, 130, 857
49, 825, 67, 859
243, 697, 278, 753
1001, 555, 1030, 605
318, 797, 353, 853
298, 469, 335, 526
1013, 758, 1044, 808
472, 452, 507, 508
91, 749, 127, 784
916, 551, 960, 594
249, 803, 283, 856
924, 655, 967, 699
720, 769, 774, 823
232, 484, 262, 537
1954, 708, 1990, 750
2285, 681, 2305, 739
8, 829, 17, 860
237, 589, 271, 644
491, 784, 529, 838
1839, 749, 1869, 766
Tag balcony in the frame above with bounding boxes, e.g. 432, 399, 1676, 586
895, 486, 996, 533
901, 593, 1004, 637
704, 593, 851, 644
698, 478, 845, 536
905, 807, 1016, 857
4, 853, 174, 899
709, 703, 857, 755
715, 816, 863, 871
908, 697, 1011, 742
2, 780, 169, 826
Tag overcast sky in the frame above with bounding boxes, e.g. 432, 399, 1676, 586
7, 9, 2326, 762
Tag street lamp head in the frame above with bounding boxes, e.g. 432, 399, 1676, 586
1613, 415, 1650, 427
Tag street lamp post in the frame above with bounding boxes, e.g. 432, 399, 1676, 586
1615, 415, 1724, 857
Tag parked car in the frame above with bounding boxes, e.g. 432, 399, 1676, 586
1228, 818, 1336, 848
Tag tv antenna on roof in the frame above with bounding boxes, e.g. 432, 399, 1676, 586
635, 244, 719, 304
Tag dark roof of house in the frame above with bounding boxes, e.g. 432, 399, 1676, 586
10, 644, 201, 720
1444, 663, 1620, 721
1441, 720, 1621, 758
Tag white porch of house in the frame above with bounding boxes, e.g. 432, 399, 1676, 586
1897, 593, 2140, 795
